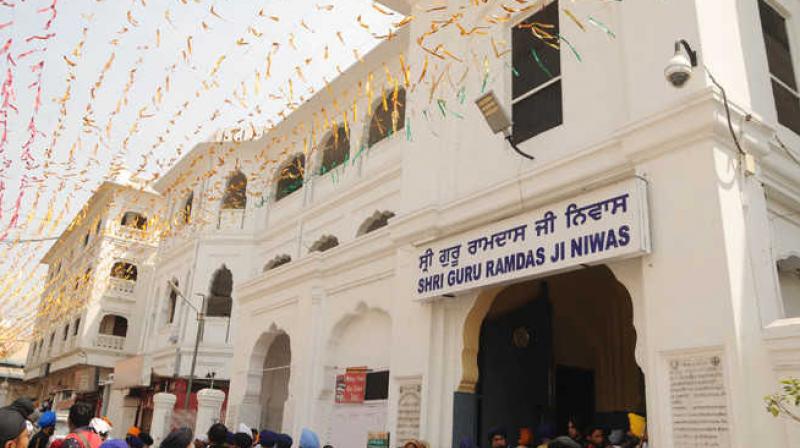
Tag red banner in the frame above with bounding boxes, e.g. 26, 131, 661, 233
337, 367, 368, 404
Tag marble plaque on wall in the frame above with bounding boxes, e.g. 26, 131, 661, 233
396, 377, 422, 446
668, 351, 731, 447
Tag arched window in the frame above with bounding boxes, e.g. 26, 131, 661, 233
309, 235, 339, 253
62, 324, 69, 341
110, 262, 138, 281
73, 317, 80, 336
182, 191, 194, 224
222, 171, 247, 210
83, 232, 90, 247
357, 210, 396, 236
207, 265, 233, 317
167, 278, 179, 324
99, 314, 128, 337
275, 154, 305, 201
263, 254, 292, 273
319, 125, 350, 175
121, 212, 148, 230
777, 256, 800, 318
368, 88, 406, 147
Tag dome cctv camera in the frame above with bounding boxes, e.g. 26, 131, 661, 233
665, 52, 693, 87
665, 39, 698, 88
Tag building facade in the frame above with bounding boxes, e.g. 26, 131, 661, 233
23, 175, 162, 424
36, 0, 800, 447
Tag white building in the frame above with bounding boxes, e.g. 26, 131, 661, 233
24, 175, 162, 423
105, 0, 800, 446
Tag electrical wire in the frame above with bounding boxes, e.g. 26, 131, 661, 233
704, 65, 746, 156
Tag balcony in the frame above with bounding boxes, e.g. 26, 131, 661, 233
93, 334, 126, 351
217, 209, 246, 231
107, 277, 136, 297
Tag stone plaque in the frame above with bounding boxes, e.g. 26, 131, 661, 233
668, 352, 730, 447
396, 378, 422, 446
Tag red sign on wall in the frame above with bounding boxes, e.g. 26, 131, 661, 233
336, 367, 368, 404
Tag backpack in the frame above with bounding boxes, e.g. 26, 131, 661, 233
65, 430, 102, 448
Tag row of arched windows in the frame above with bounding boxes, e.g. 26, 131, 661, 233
261, 210, 395, 273
218, 88, 407, 210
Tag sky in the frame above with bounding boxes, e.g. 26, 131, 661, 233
0, 0, 399, 345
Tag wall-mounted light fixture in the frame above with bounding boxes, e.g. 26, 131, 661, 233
475, 91, 535, 160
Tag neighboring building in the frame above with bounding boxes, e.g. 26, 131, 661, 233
0, 344, 35, 406
23, 174, 162, 417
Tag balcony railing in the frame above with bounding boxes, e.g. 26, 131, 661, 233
93, 334, 126, 351
217, 209, 246, 231
108, 277, 136, 297
113, 225, 153, 242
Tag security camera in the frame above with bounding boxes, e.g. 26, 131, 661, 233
665, 52, 693, 87
665, 40, 698, 88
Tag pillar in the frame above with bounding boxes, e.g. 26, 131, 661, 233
0, 381, 9, 406
195, 389, 225, 434
150, 393, 177, 446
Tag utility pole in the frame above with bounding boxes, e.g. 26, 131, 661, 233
168, 280, 207, 410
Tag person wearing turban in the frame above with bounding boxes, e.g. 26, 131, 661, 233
258, 431, 277, 448
30, 412, 56, 448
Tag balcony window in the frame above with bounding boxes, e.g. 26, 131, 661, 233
275, 154, 305, 201
759, 0, 800, 134
357, 211, 396, 236
182, 192, 194, 224
207, 265, 233, 318
99, 314, 128, 337
511, 0, 563, 144
319, 125, 350, 175
263, 254, 292, 272
777, 256, 800, 318
110, 262, 138, 282
222, 171, 247, 210
120, 212, 148, 230
367, 88, 406, 147
309, 235, 339, 253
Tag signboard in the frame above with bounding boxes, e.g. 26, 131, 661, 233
367, 432, 390, 448
336, 367, 368, 404
668, 351, 731, 447
396, 379, 422, 446
414, 178, 650, 299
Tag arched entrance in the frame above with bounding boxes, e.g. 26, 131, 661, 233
460, 265, 644, 445
261, 332, 291, 430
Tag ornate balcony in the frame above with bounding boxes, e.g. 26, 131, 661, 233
107, 277, 136, 297
93, 334, 126, 351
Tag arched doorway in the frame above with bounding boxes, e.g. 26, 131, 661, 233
260, 332, 291, 430
460, 266, 644, 446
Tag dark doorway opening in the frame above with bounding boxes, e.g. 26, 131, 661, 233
555, 365, 595, 435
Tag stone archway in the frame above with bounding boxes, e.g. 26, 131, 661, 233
238, 325, 292, 431
456, 265, 645, 445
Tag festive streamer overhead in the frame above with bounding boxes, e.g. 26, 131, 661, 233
0, 0, 630, 356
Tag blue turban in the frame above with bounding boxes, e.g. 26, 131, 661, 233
127, 436, 145, 448
298, 429, 319, 448
102, 440, 129, 448
259, 431, 279, 448
38, 411, 56, 428
275, 434, 292, 448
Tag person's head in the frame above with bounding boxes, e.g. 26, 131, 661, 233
126, 436, 144, 448
0, 407, 30, 448
298, 429, 319, 448
402, 441, 427, 448
535, 421, 555, 443
258, 431, 277, 448
38, 411, 56, 435
127, 428, 141, 438
487, 427, 507, 448
207, 424, 228, 446
68, 402, 94, 431
91, 418, 112, 440
586, 427, 605, 446
161, 428, 194, 448
139, 433, 154, 447
232, 433, 252, 448
274, 434, 292, 448
249, 430, 258, 446
517, 427, 533, 447
457, 437, 475, 448
566, 418, 582, 440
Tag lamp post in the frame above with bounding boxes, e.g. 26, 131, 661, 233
168, 280, 207, 410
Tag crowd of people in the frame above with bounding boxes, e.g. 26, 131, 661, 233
466, 415, 648, 448
0, 398, 647, 448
